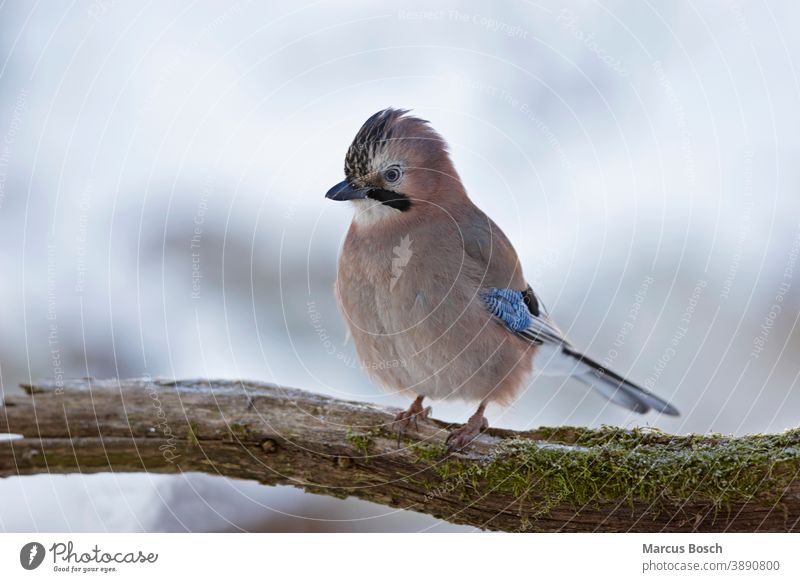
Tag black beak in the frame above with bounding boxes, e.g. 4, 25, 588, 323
325, 180, 371, 201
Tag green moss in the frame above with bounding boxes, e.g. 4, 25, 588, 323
409, 441, 448, 464
346, 427, 379, 457
228, 421, 255, 441
186, 422, 199, 447
418, 426, 800, 514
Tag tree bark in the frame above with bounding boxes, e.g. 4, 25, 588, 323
1, 378, 798, 532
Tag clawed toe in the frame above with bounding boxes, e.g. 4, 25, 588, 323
392, 398, 490, 452
413, 406, 431, 430
445, 412, 488, 453
444, 425, 479, 452
392, 411, 411, 443
392, 402, 431, 444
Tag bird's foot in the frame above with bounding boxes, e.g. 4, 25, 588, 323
392, 397, 431, 444
445, 409, 489, 452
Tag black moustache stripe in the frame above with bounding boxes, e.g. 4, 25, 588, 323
366, 188, 412, 212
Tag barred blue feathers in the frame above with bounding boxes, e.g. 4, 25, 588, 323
480, 288, 533, 332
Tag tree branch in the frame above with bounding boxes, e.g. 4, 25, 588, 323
1, 378, 799, 532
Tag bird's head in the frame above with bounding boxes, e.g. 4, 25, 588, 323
325, 108, 463, 225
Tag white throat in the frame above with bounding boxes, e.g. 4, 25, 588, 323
350, 199, 401, 227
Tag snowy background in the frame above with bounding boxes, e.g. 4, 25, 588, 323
1, 0, 799, 532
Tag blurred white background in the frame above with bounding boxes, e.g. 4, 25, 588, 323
1, 0, 799, 532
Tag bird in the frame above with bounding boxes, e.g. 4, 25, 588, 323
325, 108, 679, 451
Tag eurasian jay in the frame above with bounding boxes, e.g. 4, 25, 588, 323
326, 108, 679, 450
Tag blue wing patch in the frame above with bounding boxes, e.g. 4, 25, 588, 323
480, 288, 533, 332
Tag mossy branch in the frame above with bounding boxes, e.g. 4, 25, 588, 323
1, 378, 799, 532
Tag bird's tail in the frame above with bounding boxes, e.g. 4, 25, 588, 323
554, 346, 679, 416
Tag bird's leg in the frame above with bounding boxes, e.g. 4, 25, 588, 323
392, 395, 431, 443
445, 402, 489, 452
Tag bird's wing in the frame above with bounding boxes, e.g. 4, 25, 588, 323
460, 208, 527, 290
479, 286, 570, 343
479, 285, 679, 416
516, 287, 574, 347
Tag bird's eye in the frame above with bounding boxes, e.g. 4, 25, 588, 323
384, 167, 401, 183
